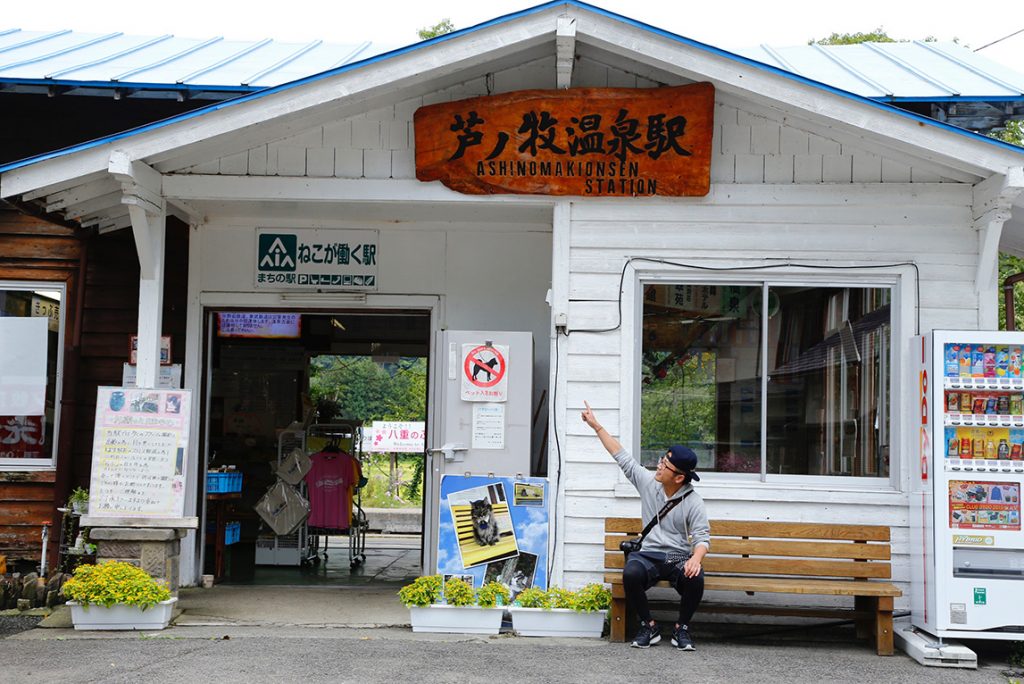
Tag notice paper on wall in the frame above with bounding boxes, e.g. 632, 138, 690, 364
0, 317, 47, 415
89, 387, 192, 518
472, 403, 505, 450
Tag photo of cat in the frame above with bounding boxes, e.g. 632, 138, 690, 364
446, 482, 520, 569
484, 551, 538, 603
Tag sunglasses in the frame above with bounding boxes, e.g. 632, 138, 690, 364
659, 455, 684, 476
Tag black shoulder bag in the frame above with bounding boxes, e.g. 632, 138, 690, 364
619, 490, 693, 560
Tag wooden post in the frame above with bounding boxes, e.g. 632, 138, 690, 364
874, 596, 895, 656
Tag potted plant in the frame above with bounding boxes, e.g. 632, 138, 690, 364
61, 561, 176, 631
399, 575, 508, 634
509, 583, 611, 638
68, 487, 89, 514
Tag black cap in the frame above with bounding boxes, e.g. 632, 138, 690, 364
666, 445, 700, 481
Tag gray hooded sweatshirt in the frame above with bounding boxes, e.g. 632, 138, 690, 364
613, 448, 711, 563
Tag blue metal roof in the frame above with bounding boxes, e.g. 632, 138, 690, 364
1, 0, 1022, 177
1, 23, 1021, 102
737, 41, 1024, 101
0, 29, 390, 98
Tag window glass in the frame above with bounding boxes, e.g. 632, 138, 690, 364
0, 287, 62, 467
640, 284, 763, 472
766, 286, 890, 477
640, 282, 891, 479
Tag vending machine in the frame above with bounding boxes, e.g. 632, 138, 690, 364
912, 331, 1024, 640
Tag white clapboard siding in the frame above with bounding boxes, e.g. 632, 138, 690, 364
177, 53, 963, 185
558, 181, 976, 605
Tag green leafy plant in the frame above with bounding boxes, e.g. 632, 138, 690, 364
574, 583, 612, 613
514, 586, 551, 609
476, 581, 510, 608
61, 561, 171, 609
398, 574, 442, 607
1010, 640, 1024, 668
68, 487, 89, 512
548, 587, 577, 610
442, 577, 475, 607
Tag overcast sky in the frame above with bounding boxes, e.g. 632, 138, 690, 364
6, 0, 1022, 67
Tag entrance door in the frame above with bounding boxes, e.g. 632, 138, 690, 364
423, 330, 533, 572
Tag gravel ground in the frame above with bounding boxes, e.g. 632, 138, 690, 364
0, 615, 43, 639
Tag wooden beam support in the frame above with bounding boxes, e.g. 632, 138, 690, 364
555, 14, 577, 89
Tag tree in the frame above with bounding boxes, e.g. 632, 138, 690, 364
1000, 252, 1024, 330
418, 19, 454, 41
809, 29, 940, 46
991, 120, 1024, 147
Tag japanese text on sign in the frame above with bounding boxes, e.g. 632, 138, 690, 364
415, 84, 714, 197
255, 229, 379, 291
89, 387, 191, 518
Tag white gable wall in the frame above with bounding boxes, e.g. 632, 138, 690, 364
179, 56, 962, 187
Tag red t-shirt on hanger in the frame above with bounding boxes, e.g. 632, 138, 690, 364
305, 450, 357, 529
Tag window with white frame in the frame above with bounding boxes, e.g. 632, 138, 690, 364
0, 283, 64, 469
640, 282, 891, 479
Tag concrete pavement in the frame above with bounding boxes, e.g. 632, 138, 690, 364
3, 583, 1020, 684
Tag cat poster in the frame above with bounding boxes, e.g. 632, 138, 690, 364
445, 482, 520, 569
437, 475, 549, 591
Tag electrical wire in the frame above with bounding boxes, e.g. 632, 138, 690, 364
974, 28, 1024, 52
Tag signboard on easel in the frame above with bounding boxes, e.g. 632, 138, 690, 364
88, 387, 192, 518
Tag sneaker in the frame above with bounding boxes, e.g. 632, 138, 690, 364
671, 624, 695, 651
631, 620, 661, 648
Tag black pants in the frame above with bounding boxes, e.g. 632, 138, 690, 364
623, 552, 704, 626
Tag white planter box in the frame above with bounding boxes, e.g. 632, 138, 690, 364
408, 604, 504, 634
509, 607, 607, 637
68, 597, 177, 631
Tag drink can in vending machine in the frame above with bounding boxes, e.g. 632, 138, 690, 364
961, 391, 973, 413
947, 392, 959, 412
1012, 394, 1023, 415
1010, 346, 1022, 377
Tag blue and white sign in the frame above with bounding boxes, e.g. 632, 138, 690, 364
437, 474, 549, 599
255, 228, 379, 290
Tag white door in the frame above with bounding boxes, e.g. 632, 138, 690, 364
423, 330, 533, 572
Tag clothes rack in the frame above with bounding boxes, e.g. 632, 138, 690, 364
303, 421, 368, 568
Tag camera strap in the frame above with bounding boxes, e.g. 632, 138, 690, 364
637, 489, 692, 543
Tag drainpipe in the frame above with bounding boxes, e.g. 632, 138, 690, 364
1004, 272, 1024, 330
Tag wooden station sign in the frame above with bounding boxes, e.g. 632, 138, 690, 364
414, 82, 714, 197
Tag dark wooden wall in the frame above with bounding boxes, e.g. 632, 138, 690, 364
0, 205, 189, 568
0, 205, 83, 566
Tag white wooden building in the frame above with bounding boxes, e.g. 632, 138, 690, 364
2, 1, 1024, 599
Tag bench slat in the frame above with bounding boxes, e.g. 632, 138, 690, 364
703, 557, 891, 579
603, 537, 890, 560
603, 552, 891, 578
604, 573, 902, 597
711, 520, 890, 542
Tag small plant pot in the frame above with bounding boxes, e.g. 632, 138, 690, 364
71, 501, 88, 514
408, 604, 504, 634
68, 597, 176, 631
509, 607, 607, 637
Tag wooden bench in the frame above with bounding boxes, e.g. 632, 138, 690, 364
604, 519, 903, 655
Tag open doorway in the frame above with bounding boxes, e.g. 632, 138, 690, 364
200, 309, 431, 587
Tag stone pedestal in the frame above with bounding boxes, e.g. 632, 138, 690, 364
88, 528, 187, 593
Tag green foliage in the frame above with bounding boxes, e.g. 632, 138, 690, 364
1010, 640, 1024, 668
810, 28, 897, 45
513, 586, 551, 609
991, 121, 1024, 147
398, 574, 442, 607
1000, 253, 1024, 330
640, 351, 716, 461
443, 577, 475, 606
574, 583, 612, 613
513, 584, 611, 612
359, 454, 423, 508
61, 561, 171, 609
476, 581, 510, 608
308, 356, 427, 424
418, 19, 454, 40
68, 487, 89, 508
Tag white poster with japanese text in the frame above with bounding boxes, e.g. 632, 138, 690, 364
89, 387, 192, 518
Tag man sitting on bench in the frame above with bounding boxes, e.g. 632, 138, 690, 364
581, 401, 710, 651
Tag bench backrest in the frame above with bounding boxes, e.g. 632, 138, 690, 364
604, 519, 892, 580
